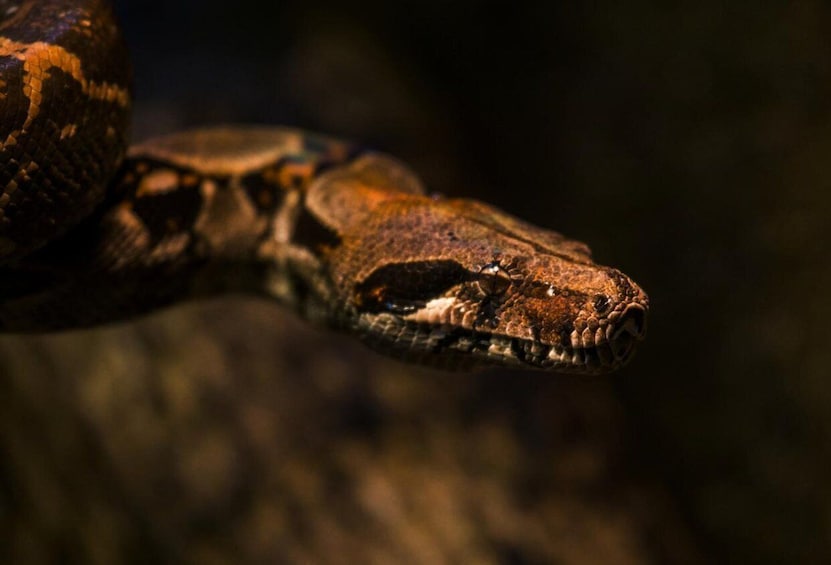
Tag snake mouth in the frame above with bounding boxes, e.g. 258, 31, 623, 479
357, 303, 647, 373
359, 302, 646, 374
552, 303, 647, 372
611, 303, 646, 357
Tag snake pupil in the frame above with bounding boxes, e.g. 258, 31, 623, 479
474, 262, 512, 296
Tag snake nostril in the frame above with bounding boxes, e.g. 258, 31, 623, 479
622, 304, 646, 337
610, 304, 647, 360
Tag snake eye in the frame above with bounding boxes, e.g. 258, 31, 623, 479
474, 262, 513, 296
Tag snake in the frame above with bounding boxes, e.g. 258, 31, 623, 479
0, 0, 648, 373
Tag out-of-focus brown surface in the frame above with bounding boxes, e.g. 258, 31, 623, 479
2, 301, 696, 564
2, 1, 829, 563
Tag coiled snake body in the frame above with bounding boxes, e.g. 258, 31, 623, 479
0, 0, 648, 373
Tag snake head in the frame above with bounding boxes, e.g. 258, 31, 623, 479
302, 154, 649, 373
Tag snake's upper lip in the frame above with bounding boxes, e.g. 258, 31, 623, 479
359, 308, 647, 372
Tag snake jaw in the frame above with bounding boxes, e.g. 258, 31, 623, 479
352, 313, 647, 373
345, 267, 649, 373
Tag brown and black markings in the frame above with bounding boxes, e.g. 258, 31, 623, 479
0, 0, 130, 259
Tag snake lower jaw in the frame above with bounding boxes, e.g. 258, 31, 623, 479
353, 309, 647, 374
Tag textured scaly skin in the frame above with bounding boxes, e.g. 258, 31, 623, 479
0, 0, 130, 259
0, 1, 649, 373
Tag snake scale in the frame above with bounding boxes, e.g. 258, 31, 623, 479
0, 0, 648, 373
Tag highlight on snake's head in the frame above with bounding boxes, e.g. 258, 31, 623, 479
305, 155, 649, 374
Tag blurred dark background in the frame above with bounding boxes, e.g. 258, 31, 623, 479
2, 1, 829, 563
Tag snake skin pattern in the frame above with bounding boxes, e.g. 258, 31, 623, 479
0, 0, 649, 373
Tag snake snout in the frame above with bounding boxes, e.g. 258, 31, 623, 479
609, 303, 647, 362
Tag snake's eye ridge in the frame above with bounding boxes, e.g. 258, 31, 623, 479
474, 262, 513, 296
354, 260, 469, 314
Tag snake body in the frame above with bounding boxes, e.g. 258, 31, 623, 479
0, 0, 649, 373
